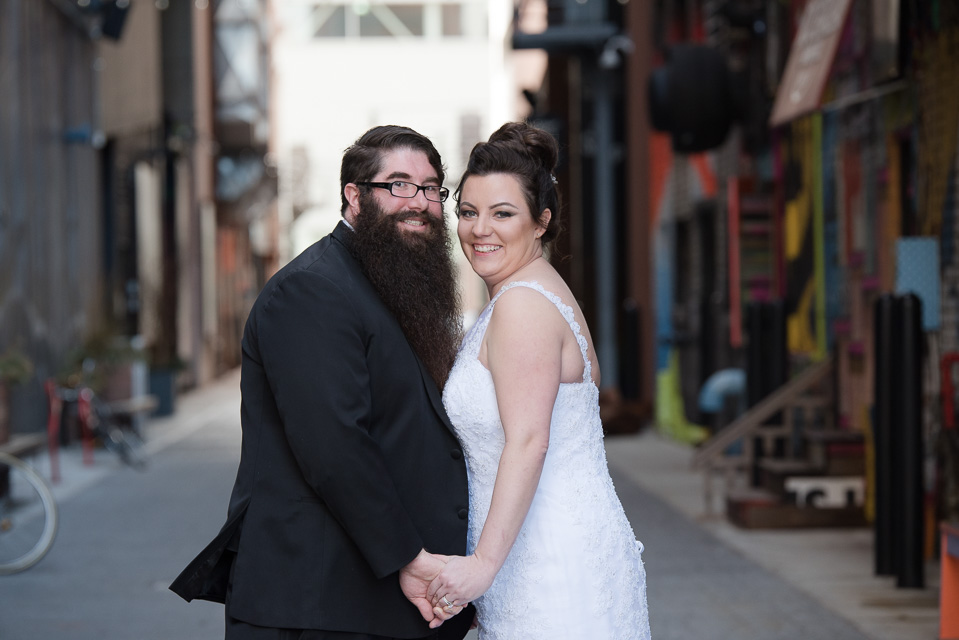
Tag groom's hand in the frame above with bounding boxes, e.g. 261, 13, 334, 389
399, 549, 463, 627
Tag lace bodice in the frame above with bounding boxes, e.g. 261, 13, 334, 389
442, 281, 651, 640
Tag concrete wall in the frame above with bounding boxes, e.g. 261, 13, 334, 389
0, 0, 102, 427
99, 0, 163, 137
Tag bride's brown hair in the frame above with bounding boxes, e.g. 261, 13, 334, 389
454, 122, 563, 249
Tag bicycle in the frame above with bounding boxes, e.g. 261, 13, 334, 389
58, 385, 149, 471
53, 358, 152, 471
0, 450, 59, 575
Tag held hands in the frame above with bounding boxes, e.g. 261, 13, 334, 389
399, 549, 466, 628
426, 554, 495, 620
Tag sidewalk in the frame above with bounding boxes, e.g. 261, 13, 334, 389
605, 429, 941, 640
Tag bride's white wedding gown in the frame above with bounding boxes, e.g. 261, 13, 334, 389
442, 281, 651, 640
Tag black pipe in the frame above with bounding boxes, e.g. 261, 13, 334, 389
512, 23, 619, 52
767, 300, 787, 457
874, 294, 896, 576
889, 296, 905, 577
746, 302, 765, 407
745, 301, 765, 486
897, 293, 924, 588
621, 299, 640, 401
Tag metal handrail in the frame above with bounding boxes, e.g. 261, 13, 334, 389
692, 357, 833, 469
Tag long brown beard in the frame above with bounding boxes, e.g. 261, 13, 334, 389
348, 195, 462, 390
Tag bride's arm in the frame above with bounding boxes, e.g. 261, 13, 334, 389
428, 289, 562, 606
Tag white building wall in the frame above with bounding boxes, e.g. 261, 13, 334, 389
271, 0, 546, 320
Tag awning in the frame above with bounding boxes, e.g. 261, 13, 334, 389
769, 0, 855, 127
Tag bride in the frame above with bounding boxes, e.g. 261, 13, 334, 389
427, 122, 651, 639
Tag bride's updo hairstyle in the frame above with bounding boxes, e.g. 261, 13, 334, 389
455, 121, 562, 250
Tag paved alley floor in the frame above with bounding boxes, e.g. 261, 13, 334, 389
0, 370, 940, 639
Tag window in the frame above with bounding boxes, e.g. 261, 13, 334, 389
313, 5, 346, 37
311, 3, 477, 39
381, 5, 425, 36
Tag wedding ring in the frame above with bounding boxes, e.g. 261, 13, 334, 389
441, 596, 454, 608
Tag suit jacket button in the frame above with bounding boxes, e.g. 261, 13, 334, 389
458, 508, 468, 520
450, 449, 463, 460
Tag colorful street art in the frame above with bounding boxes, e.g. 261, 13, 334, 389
651, 132, 715, 444
780, 117, 827, 358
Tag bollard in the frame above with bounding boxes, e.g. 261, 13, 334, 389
873, 294, 896, 576
897, 293, 924, 589
44, 380, 62, 485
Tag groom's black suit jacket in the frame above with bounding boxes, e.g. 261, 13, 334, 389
170, 222, 471, 638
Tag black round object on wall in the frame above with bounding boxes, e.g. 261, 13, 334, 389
647, 44, 738, 153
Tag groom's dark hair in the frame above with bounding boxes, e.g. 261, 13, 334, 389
340, 125, 446, 215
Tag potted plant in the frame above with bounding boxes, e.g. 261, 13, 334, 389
0, 347, 34, 445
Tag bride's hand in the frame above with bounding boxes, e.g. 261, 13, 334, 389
426, 554, 495, 613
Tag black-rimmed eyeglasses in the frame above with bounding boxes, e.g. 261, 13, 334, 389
356, 181, 449, 203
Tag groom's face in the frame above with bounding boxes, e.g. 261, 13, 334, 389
347, 147, 453, 299
347, 148, 446, 242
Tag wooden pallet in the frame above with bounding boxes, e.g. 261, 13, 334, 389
727, 487, 868, 529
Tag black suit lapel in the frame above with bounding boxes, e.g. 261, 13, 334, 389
412, 353, 457, 434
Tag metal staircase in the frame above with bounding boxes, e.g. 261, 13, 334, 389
691, 357, 867, 527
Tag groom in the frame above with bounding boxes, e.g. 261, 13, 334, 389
170, 125, 473, 639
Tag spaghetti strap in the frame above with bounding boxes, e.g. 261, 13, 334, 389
490, 281, 592, 383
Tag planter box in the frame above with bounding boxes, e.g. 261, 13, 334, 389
148, 368, 177, 417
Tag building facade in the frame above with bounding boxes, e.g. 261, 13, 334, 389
0, 0, 277, 435
523, 0, 957, 587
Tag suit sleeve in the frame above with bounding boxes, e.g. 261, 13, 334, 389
256, 269, 424, 579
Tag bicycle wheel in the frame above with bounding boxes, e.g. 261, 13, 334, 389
0, 451, 59, 575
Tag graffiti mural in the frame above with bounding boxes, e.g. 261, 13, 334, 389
781, 117, 826, 357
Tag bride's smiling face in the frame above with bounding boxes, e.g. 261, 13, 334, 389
456, 173, 550, 288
